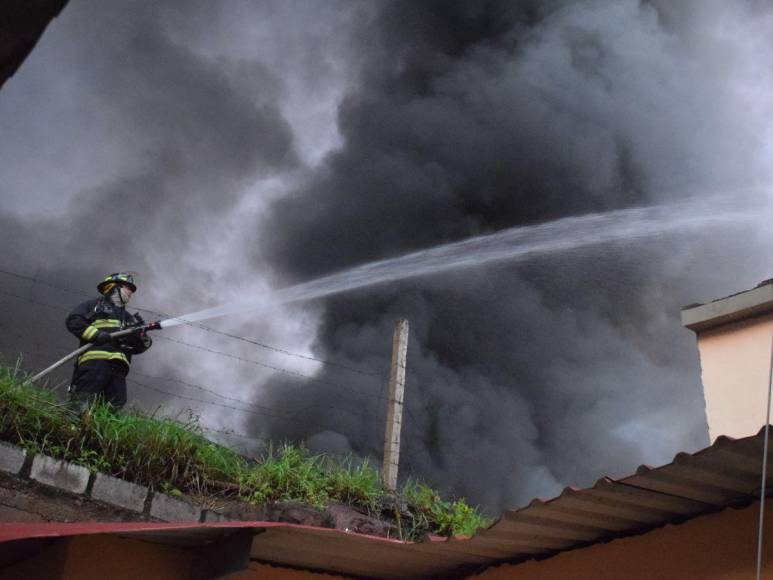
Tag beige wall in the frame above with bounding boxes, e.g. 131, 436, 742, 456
470, 501, 773, 580
695, 313, 773, 441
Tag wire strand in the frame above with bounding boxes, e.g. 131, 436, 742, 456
0, 324, 393, 431
155, 334, 392, 404
0, 274, 429, 434
131, 370, 378, 423
0, 268, 385, 378
0, 274, 429, 463
0, 287, 393, 406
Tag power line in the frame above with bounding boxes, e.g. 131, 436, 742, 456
0, 287, 65, 312
174, 322, 385, 379
196, 423, 376, 463
141, 364, 431, 444
1, 326, 384, 461
198, 424, 266, 444
0, 272, 426, 433
139, 308, 386, 380
0, 275, 429, 444
129, 378, 372, 444
0, 268, 88, 299
132, 367, 428, 454
155, 334, 391, 405
0, 268, 385, 379
0, 323, 387, 427
0, 328, 389, 465
6, 350, 373, 463
130, 380, 385, 464
0, 287, 392, 407
131, 370, 378, 423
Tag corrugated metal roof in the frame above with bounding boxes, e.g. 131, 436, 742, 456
455, 428, 769, 576
0, 428, 770, 579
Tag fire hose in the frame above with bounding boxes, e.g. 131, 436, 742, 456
27, 321, 163, 384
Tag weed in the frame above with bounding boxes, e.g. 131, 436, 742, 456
0, 363, 491, 538
401, 480, 493, 537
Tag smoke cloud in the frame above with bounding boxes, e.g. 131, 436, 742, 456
258, 0, 773, 509
0, 0, 361, 434
1, 0, 772, 512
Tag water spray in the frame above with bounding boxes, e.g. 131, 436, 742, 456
29, 196, 761, 383
156, 196, 761, 328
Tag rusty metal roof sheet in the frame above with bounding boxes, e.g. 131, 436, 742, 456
0, 428, 769, 579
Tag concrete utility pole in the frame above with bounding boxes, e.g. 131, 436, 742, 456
382, 319, 409, 491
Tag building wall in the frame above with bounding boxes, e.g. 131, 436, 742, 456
0, 534, 345, 580
0, 535, 192, 580
695, 312, 773, 441
0, 472, 150, 523
223, 562, 345, 579
470, 501, 773, 579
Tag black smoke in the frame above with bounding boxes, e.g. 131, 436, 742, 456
258, 0, 772, 510
0, 0, 300, 403
1, 0, 771, 513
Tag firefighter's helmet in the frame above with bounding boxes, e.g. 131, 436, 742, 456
97, 272, 137, 295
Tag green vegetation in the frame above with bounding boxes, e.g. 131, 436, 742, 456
0, 363, 491, 539
401, 481, 493, 537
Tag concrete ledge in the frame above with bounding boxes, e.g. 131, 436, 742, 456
0, 442, 26, 476
30, 455, 90, 495
91, 474, 149, 513
150, 492, 201, 522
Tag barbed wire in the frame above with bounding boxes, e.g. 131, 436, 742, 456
0, 272, 404, 424
155, 334, 392, 405
0, 273, 431, 453
195, 424, 378, 463
0, 267, 385, 378
0, 318, 429, 442
0, 272, 406, 415
0, 338, 376, 464
0, 285, 393, 406
127, 379, 393, 461
0, 321, 389, 424
131, 370, 377, 423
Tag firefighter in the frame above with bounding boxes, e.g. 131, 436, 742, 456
65, 272, 152, 412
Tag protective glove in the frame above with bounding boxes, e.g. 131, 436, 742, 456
134, 313, 145, 326
94, 331, 112, 345
140, 334, 152, 351
114, 333, 152, 354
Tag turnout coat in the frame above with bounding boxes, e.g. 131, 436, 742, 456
65, 297, 150, 371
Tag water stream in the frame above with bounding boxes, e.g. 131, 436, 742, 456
160, 198, 758, 328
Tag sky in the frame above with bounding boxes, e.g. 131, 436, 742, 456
1, 0, 772, 513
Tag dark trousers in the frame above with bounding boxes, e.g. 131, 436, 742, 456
70, 360, 128, 411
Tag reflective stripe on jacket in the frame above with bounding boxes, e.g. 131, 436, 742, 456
65, 297, 140, 370
77, 350, 130, 366
81, 319, 121, 341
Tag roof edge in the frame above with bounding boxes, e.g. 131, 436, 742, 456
681, 281, 773, 332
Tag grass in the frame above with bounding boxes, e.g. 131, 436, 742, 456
0, 362, 492, 539
238, 445, 383, 510
401, 480, 493, 537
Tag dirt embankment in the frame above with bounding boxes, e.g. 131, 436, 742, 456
0, 471, 398, 538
